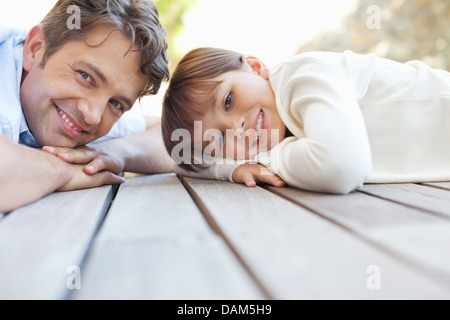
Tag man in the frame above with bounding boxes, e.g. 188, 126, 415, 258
0, 0, 173, 212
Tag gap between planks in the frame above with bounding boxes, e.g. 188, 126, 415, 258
63, 184, 120, 299
357, 183, 450, 220
178, 175, 275, 300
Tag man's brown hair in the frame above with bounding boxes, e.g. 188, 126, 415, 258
161, 47, 243, 172
40, 0, 169, 97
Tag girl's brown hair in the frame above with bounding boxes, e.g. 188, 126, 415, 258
39, 0, 169, 97
161, 47, 243, 172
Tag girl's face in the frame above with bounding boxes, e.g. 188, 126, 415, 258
199, 56, 286, 160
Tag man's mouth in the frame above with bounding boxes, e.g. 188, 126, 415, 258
56, 106, 85, 138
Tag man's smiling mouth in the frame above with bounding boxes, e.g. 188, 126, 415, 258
55, 105, 86, 138
58, 108, 83, 131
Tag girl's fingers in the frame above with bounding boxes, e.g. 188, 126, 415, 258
232, 163, 285, 188
265, 176, 286, 187
252, 166, 285, 187
244, 174, 257, 187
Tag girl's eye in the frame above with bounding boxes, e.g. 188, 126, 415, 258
224, 93, 232, 111
109, 99, 123, 111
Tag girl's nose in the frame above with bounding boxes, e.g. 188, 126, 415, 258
234, 115, 245, 130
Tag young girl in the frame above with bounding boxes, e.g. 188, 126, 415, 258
161, 47, 450, 194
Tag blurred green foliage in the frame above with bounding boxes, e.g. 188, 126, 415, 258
154, 0, 197, 72
297, 0, 450, 70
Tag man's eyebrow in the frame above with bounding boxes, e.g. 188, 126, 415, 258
118, 95, 133, 110
78, 61, 108, 85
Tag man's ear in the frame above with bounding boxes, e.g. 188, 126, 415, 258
22, 25, 46, 72
242, 55, 269, 80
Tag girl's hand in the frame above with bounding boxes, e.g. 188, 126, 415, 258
232, 163, 285, 188
42, 145, 124, 176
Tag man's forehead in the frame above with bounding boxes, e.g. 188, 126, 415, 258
84, 25, 128, 47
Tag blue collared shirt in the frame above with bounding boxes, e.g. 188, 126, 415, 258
0, 27, 36, 146
0, 26, 146, 149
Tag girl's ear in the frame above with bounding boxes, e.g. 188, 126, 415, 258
242, 55, 269, 80
23, 25, 45, 72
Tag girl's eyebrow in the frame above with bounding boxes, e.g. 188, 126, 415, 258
211, 89, 219, 111
210, 79, 225, 111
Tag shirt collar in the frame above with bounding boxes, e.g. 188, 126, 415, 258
18, 113, 41, 148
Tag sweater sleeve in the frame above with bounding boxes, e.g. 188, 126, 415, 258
262, 59, 372, 194
174, 159, 247, 182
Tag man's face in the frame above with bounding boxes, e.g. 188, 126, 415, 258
20, 24, 148, 147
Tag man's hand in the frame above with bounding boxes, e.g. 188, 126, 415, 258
232, 163, 285, 188
43, 145, 123, 175
43, 120, 174, 176
41, 146, 125, 191
57, 162, 125, 192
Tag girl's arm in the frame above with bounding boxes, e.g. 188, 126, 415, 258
174, 161, 285, 188
259, 59, 372, 194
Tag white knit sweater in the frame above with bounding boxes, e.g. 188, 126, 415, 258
190, 51, 450, 194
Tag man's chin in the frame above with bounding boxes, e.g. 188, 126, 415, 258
36, 137, 81, 148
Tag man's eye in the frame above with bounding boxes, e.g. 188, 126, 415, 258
79, 71, 93, 82
225, 93, 232, 111
110, 99, 123, 110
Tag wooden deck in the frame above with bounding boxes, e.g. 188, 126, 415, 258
1, 173, 450, 300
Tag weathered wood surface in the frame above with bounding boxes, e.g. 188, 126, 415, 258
1, 174, 450, 299
183, 178, 450, 299
0, 186, 113, 299
268, 184, 450, 286
72, 174, 263, 300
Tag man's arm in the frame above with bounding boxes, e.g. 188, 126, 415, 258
0, 134, 71, 212
93, 119, 174, 174
0, 135, 125, 213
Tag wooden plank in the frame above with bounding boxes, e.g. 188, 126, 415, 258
267, 185, 450, 288
359, 183, 450, 218
73, 173, 264, 300
423, 182, 450, 191
0, 186, 113, 299
182, 177, 450, 299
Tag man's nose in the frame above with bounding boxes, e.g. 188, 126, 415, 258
76, 99, 105, 125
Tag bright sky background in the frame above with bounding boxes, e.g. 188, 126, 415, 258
1, 0, 357, 116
